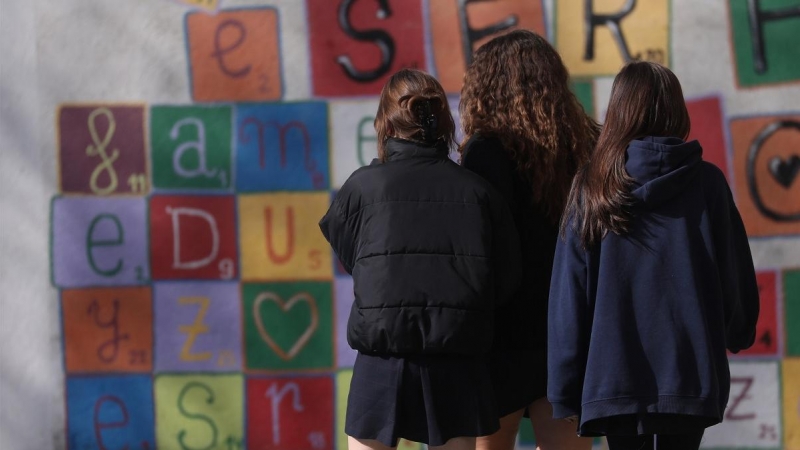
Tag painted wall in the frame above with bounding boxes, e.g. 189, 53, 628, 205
1, 0, 799, 449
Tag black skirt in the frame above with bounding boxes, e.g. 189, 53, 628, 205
345, 352, 500, 447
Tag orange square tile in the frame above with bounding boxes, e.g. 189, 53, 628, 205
730, 115, 800, 237
62, 287, 153, 373
430, 0, 546, 93
186, 8, 282, 102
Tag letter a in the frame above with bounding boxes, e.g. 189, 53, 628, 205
171, 118, 218, 179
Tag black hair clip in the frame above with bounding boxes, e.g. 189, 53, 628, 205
415, 100, 438, 143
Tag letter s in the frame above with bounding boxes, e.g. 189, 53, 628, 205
177, 382, 218, 450
337, 0, 395, 82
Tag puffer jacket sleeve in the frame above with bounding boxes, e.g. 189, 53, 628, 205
319, 191, 357, 275
547, 222, 590, 419
714, 182, 759, 353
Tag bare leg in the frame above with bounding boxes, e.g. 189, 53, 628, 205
430, 437, 478, 450
475, 408, 525, 450
528, 397, 593, 450
348, 436, 397, 450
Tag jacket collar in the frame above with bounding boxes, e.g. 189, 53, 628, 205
384, 138, 448, 162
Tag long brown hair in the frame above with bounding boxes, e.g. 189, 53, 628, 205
375, 69, 456, 161
563, 61, 691, 248
460, 29, 599, 224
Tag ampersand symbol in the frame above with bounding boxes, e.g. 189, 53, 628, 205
85, 107, 120, 195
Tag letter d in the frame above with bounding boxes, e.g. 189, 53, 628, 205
167, 207, 220, 269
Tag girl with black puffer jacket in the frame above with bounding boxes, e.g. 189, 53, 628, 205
320, 68, 522, 450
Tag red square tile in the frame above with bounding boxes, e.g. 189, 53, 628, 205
149, 195, 238, 280
307, 0, 426, 96
247, 376, 334, 449
58, 105, 148, 195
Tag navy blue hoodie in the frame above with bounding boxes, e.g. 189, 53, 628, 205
547, 137, 759, 436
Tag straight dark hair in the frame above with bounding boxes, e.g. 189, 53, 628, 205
562, 61, 691, 248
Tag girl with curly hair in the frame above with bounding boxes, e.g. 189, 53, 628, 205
459, 29, 599, 450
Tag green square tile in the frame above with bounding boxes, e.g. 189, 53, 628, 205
785, 270, 800, 356
243, 281, 334, 371
729, 0, 800, 86
150, 105, 232, 189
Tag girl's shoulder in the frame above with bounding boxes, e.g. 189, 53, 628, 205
462, 133, 513, 167
698, 161, 732, 198
463, 133, 503, 152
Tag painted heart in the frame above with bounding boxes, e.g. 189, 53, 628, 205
768, 155, 800, 188
253, 292, 319, 361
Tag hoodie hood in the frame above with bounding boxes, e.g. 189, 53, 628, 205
626, 136, 703, 207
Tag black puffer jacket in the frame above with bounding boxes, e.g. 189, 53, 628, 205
320, 138, 522, 357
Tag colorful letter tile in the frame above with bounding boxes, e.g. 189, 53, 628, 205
172, 0, 219, 13
153, 282, 242, 372
155, 374, 244, 450
247, 376, 334, 449
243, 282, 334, 371
52, 197, 149, 287
701, 361, 782, 448
329, 100, 380, 189
238, 192, 332, 281
335, 370, 352, 450
783, 358, 800, 450
150, 105, 233, 190
786, 270, 800, 356
186, 8, 282, 101
335, 370, 422, 450
66, 375, 154, 450
58, 105, 148, 195
430, 0, 546, 93
334, 276, 357, 368
728, 0, 800, 87
306, 0, 426, 96
62, 287, 152, 373
730, 115, 800, 236
687, 96, 729, 179
149, 195, 238, 280
556, 0, 670, 77
732, 271, 780, 357
571, 80, 596, 119
236, 102, 330, 192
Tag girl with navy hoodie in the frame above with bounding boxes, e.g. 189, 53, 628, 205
548, 61, 760, 450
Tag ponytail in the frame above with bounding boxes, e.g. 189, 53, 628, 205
374, 69, 456, 161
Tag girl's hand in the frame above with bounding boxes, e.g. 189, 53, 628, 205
564, 415, 579, 424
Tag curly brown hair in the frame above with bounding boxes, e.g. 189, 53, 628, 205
460, 30, 599, 224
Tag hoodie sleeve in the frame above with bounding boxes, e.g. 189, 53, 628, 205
714, 183, 759, 353
548, 224, 590, 419
319, 192, 356, 275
